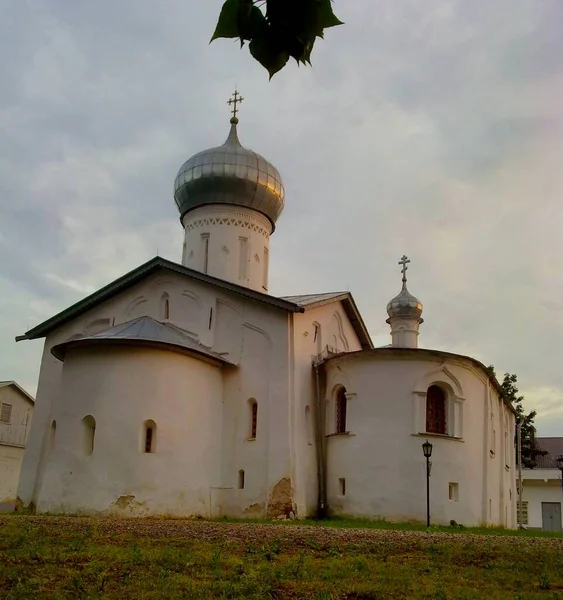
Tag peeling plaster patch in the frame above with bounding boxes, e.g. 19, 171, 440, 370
244, 502, 263, 515
266, 477, 296, 519
109, 495, 148, 516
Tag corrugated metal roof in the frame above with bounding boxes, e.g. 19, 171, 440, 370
16, 257, 304, 342
535, 437, 563, 469
50, 316, 236, 366
281, 292, 348, 306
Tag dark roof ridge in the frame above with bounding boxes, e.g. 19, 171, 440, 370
17, 257, 304, 341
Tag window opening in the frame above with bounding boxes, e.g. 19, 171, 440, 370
338, 478, 346, 496
82, 415, 96, 456
518, 501, 529, 525
249, 400, 258, 439
448, 482, 459, 502
239, 237, 249, 280
238, 469, 245, 489
426, 385, 446, 434
202, 234, 210, 273
335, 388, 347, 434
143, 420, 156, 453
0, 403, 12, 424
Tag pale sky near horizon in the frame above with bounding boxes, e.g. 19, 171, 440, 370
1, 1, 562, 435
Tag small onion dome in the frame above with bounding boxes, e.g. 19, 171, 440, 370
386, 284, 423, 319
173, 118, 285, 229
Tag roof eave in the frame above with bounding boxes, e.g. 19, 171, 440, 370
17, 257, 303, 341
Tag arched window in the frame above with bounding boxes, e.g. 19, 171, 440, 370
336, 387, 348, 434
249, 400, 258, 440
143, 420, 157, 453
426, 386, 446, 434
82, 415, 96, 455
161, 294, 170, 320
238, 469, 245, 489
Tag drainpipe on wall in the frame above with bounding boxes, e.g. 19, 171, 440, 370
314, 362, 327, 518
517, 421, 523, 529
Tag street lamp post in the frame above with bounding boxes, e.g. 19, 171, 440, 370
422, 439, 433, 527
556, 455, 563, 492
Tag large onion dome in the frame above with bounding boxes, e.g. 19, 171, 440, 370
173, 117, 285, 229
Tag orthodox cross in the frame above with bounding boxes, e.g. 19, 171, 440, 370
228, 89, 244, 121
399, 255, 410, 283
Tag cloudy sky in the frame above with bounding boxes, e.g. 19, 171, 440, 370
1, 0, 562, 434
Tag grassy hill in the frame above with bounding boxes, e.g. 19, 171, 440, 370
1, 516, 562, 599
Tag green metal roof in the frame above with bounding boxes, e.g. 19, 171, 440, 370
17, 257, 304, 342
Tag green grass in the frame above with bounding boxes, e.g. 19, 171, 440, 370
1, 515, 563, 599
210, 515, 563, 538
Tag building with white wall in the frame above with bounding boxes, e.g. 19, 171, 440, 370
0, 381, 34, 511
15, 95, 516, 526
521, 438, 563, 531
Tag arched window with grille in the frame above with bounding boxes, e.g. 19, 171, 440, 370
426, 385, 446, 434
335, 387, 348, 434
143, 420, 157, 453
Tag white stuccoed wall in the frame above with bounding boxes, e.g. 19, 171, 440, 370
38, 346, 223, 516
290, 303, 363, 518
322, 351, 516, 527
182, 206, 273, 293
18, 269, 293, 517
0, 385, 33, 511
522, 469, 563, 529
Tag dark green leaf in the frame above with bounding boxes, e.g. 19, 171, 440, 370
210, 0, 252, 42
315, 0, 344, 30
238, 5, 268, 41
249, 32, 290, 79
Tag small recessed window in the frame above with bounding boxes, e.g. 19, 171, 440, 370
142, 420, 157, 453
249, 400, 258, 440
82, 415, 96, 456
338, 478, 346, 496
0, 403, 12, 424
448, 482, 459, 502
238, 469, 245, 490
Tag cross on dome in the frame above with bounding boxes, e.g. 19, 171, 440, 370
399, 254, 410, 284
227, 89, 244, 124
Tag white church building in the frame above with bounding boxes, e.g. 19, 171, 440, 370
16, 95, 517, 527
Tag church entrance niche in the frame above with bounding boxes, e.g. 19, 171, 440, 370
426, 385, 446, 434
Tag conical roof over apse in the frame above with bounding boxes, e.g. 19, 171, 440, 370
51, 316, 236, 365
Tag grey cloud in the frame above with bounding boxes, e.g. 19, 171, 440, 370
1, 0, 563, 430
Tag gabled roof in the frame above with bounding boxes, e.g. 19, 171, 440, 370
281, 292, 373, 351
0, 381, 35, 405
535, 437, 563, 469
51, 316, 237, 367
16, 257, 304, 342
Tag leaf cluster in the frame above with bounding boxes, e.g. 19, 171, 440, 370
211, 0, 343, 78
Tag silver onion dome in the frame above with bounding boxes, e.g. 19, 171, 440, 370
386, 285, 423, 318
174, 117, 285, 228
386, 255, 423, 318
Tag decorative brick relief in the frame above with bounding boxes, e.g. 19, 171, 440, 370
185, 217, 270, 239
